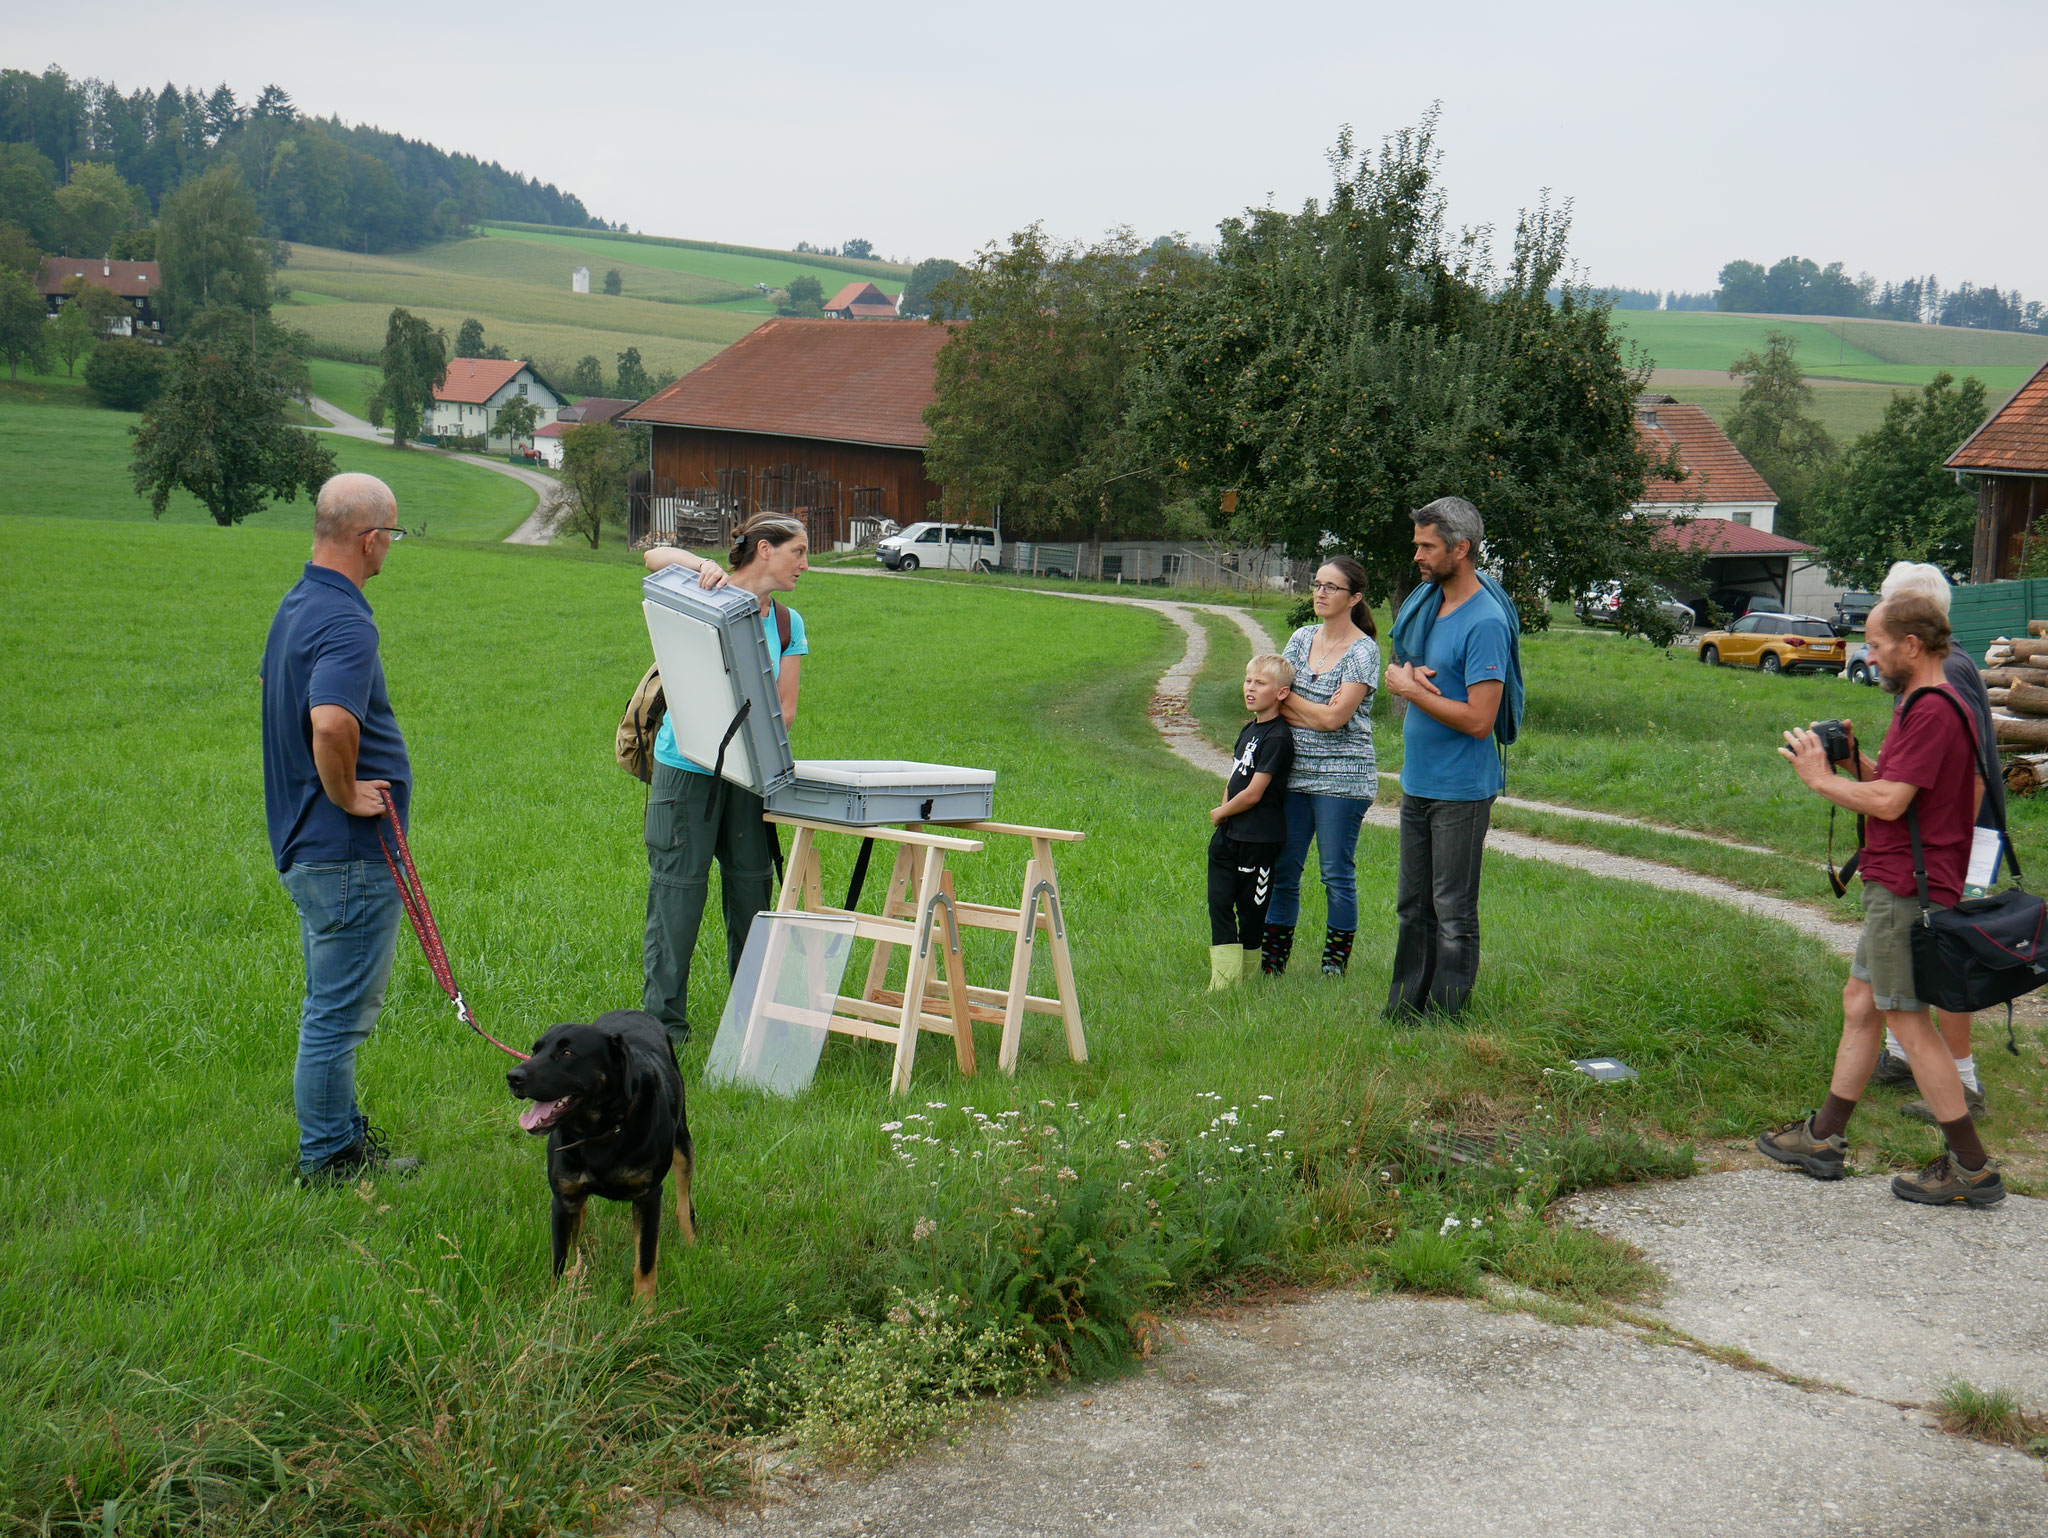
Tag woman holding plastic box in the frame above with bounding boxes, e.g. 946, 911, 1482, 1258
641, 518, 810, 1046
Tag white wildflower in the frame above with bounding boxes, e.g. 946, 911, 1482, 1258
912, 1217, 937, 1242
1057, 1167, 1078, 1182
881, 1121, 903, 1132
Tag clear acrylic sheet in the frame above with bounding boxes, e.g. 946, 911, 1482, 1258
703, 912, 858, 1097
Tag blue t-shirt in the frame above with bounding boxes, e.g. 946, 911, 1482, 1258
260, 564, 413, 872
1400, 589, 1512, 801
653, 602, 809, 772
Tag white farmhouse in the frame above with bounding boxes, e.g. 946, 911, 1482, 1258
428, 359, 564, 448
572, 266, 590, 294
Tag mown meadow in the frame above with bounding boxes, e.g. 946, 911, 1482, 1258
3, 381, 2040, 1533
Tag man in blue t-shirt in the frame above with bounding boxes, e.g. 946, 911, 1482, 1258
1382, 497, 1514, 1020
260, 473, 421, 1187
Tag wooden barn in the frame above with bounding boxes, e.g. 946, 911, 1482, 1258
621, 319, 950, 548
1950, 358, 2048, 582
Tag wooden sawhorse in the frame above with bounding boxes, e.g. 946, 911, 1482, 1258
766, 816, 1088, 1094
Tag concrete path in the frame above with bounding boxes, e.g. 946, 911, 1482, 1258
306, 393, 563, 543
649, 1174, 2048, 1537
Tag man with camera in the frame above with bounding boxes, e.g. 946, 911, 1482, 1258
1760, 595, 2004, 1206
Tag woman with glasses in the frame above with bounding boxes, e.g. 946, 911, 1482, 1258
1265, 556, 1380, 977
639, 516, 811, 1046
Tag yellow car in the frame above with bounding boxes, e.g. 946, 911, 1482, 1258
1697, 612, 1846, 674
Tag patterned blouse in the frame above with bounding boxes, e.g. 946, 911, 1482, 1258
1281, 625, 1380, 801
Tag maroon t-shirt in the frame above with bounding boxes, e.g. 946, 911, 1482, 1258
1859, 686, 1981, 906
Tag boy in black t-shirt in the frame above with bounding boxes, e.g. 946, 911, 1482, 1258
1208, 654, 1296, 990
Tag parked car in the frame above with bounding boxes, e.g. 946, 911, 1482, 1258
1705, 588, 1798, 625
1574, 582, 1696, 635
1832, 591, 1877, 635
876, 521, 1001, 573
1842, 641, 1879, 685
1696, 612, 1846, 674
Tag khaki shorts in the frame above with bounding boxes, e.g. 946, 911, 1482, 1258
1850, 881, 1939, 1013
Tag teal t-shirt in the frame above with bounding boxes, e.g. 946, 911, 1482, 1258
652, 603, 809, 773
1400, 590, 1511, 801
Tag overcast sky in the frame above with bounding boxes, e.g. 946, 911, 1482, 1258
15, 0, 2048, 295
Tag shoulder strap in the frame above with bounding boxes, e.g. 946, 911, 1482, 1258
771, 597, 792, 654
1898, 685, 2022, 895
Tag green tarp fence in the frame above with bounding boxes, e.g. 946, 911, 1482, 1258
1952, 580, 2048, 665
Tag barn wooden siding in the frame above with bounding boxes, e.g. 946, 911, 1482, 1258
647, 424, 945, 542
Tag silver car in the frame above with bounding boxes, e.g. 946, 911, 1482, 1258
1575, 582, 1695, 636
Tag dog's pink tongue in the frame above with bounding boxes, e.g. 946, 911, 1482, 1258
519, 1099, 558, 1134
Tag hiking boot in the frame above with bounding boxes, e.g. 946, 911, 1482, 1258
1899, 1084, 1989, 1124
1756, 1116, 1847, 1180
1890, 1153, 2005, 1207
1870, 1049, 1916, 1088
298, 1124, 421, 1189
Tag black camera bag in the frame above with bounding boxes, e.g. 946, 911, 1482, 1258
1900, 688, 2048, 1016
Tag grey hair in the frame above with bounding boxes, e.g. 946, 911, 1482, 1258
1411, 496, 1484, 559
1879, 560, 1951, 615
314, 472, 396, 543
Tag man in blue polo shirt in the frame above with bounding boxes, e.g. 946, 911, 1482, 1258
1383, 496, 1518, 1020
261, 472, 421, 1186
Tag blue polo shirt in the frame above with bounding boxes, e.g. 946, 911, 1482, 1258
261, 564, 412, 872
1400, 589, 1512, 801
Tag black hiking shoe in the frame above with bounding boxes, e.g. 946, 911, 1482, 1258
298, 1122, 421, 1189
1756, 1116, 1847, 1180
1899, 1085, 1989, 1124
1870, 1049, 1916, 1088
1891, 1153, 2005, 1207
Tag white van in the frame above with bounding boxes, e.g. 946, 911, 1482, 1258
876, 522, 1000, 573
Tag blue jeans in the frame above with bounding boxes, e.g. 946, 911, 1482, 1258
281, 859, 403, 1170
1267, 791, 1373, 931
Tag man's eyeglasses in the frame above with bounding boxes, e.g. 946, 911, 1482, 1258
363, 526, 407, 541
1311, 581, 1353, 596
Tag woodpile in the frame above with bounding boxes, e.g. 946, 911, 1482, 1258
2008, 753, 2048, 796
1980, 634, 2048, 774
1983, 667, 2048, 690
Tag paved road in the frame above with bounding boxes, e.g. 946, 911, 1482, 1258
306, 394, 563, 543
646, 1172, 2048, 1538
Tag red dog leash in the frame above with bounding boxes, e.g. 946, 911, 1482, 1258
375, 788, 530, 1062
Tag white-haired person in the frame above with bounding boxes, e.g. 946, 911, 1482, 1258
1862, 561, 2001, 1122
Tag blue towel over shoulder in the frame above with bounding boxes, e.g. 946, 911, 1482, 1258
1389, 575, 1525, 747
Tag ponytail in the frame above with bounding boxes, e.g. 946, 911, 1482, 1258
1326, 555, 1375, 638
730, 515, 807, 572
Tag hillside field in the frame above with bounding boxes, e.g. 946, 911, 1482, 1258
1616, 308, 2047, 391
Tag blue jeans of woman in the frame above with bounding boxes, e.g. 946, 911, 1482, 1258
1267, 791, 1373, 931
281, 858, 403, 1171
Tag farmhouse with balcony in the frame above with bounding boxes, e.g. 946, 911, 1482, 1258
428, 359, 563, 445
37, 257, 162, 335
621, 318, 948, 545
823, 281, 898, 319
1950, 357, 2048, 582
1633, 394, 1844, 616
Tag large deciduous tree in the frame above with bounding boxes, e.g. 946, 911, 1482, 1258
53, 161, 143, 255
898, 257, 962, 319
1804, 372, 1989, 587
556, 422, 636, 548
130, 310, 335, 524
0, 266, 50, 379
614, 346, 651, 398
366, 307, 447, 448
1724, 330, 1835, 538
1130, 119, 1683, 629
155, 163, 270, 325
493, 391, 538, 449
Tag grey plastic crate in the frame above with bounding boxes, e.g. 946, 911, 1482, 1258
641, 569, 995, 827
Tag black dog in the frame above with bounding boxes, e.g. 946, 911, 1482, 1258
506, 1009, 695, 1299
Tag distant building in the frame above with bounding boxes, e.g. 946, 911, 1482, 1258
1948, 358, 2048, 582
531, 396, 638, 468
37, 257, 162, 335
622, 318, 949, 543
822, 281, 899, 319
572, 266, 590, 294
1634, 394, 1844, 617
429, 359, 564, 445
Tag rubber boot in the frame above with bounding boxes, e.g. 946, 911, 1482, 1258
1321, 927, 1356, 977
1208, 943, 1244, 991
1260, 923, 1296, 977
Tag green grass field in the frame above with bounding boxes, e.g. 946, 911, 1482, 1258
484, 223, 910, 308
305, 357, 380, 422
1615, 309, 2048, 392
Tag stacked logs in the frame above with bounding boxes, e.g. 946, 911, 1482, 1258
1986, 621, 2048, 789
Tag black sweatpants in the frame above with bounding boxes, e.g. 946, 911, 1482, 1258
1208, 831, 1284, 947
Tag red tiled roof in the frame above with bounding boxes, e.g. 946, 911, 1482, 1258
1649, 518, 1815, 556
1633, 401, 1779, 505
824, 281, 887, 312
534, 421, 569, 438
1947, 357, 2048, 473
37, 257, 159, 299
435, 358, 528, 404
558, 396, 636, 425
622, 319, 949, 448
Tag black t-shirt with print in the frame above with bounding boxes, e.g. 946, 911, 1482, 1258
1224, 717, 1294, 843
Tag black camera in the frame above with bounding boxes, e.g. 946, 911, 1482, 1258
1813, 719, 1856, 765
